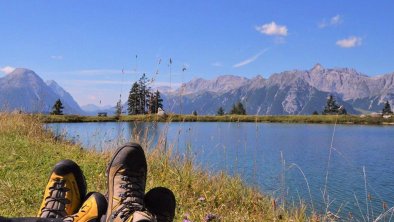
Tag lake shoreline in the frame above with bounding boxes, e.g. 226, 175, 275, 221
37, 114, 394, 125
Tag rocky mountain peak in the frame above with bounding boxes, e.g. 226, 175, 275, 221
178, 75, 250, 95
8, 68, 34, 75
3, 68, 45, 89
0, 68, 84, 114
310, 63, 324, 72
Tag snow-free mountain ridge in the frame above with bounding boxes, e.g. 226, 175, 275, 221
0, 68, 84, 114
164, 64, 394, 115
1, 66, 393, 115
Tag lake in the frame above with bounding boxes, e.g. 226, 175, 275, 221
46, 121, 394, 220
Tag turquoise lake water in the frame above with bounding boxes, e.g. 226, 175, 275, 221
46, 122, 394, 220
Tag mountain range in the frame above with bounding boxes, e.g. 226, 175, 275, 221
163, 64, 394, 115
1, 65, 393, 115
0, 68, 85, 114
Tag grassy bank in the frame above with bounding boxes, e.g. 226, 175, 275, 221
0, 113, 310, 221
37, 113, 394, 125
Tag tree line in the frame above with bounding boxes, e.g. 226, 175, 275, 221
216, 102, 246, 115
49, 91, 393, 117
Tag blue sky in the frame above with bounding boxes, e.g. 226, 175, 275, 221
1, 1, 393, 106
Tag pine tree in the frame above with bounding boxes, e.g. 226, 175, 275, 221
217, 107, 225, 116
192, 110, 198, 116
115, 99, 122, 119
148, 90, 163, 114
322, 95, 346, 115
138, 73, 151, 114
127, 82, 141, 115
51, 99, 64, 115
230, 102, 246, 115
155, 90, 163, 110
382, 101, 393, 114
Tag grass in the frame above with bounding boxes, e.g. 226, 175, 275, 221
37, 113, 394, 125
0, 113, 312, 221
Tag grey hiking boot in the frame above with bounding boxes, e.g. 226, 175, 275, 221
105, 143, 147, 222
37, 159, 87, 218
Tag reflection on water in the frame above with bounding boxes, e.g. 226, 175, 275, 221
46, 121, 394, 219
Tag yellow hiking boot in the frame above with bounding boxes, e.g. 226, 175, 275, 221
63, 192, 108, 222
105, 143, 147, 222
37, 159, 87, 218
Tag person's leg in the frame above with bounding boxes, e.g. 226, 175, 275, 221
0, 217, 63, 222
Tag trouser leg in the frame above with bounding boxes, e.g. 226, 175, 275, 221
0, 217, 63, 222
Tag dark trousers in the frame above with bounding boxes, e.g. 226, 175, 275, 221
0, 217, 63, 222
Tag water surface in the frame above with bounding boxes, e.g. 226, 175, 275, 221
46, 121, 394, 219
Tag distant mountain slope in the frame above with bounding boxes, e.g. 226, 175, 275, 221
81, 104, 115, 115
46, 80, 85, 114
0, 68, 84, 114
163, 65, 393, 115
175, 75, 251, 95
165, 76, 356, 115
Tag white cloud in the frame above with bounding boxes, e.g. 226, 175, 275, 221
50, 55, 63, 60
256, 22, 288, 36
319, 15, 343, 28
0, 66, 16, 74
336, 36, 362, 48
233, 49, 268, 68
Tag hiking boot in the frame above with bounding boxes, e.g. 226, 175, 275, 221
37, 160, 87, 218
63, 192, 108, 222
106, 143, 147, 222
144, 187, 176, 222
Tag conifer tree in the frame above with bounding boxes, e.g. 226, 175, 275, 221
128, 74, 163, 115
138, 73, 151, 114
128, 82, 141, 115
148, 90, 163, 113
115, 99, 122, 119
382, 101, 393, 114
322, 95, 347, 115
230, 102, 246, 115
217, 107, 225, 116
51, 99, 64, 115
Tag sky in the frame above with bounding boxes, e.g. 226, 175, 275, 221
1, 1, 394, 106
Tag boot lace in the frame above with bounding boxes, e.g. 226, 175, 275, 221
112, 172, 145, 221
41, 178, 71, 218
